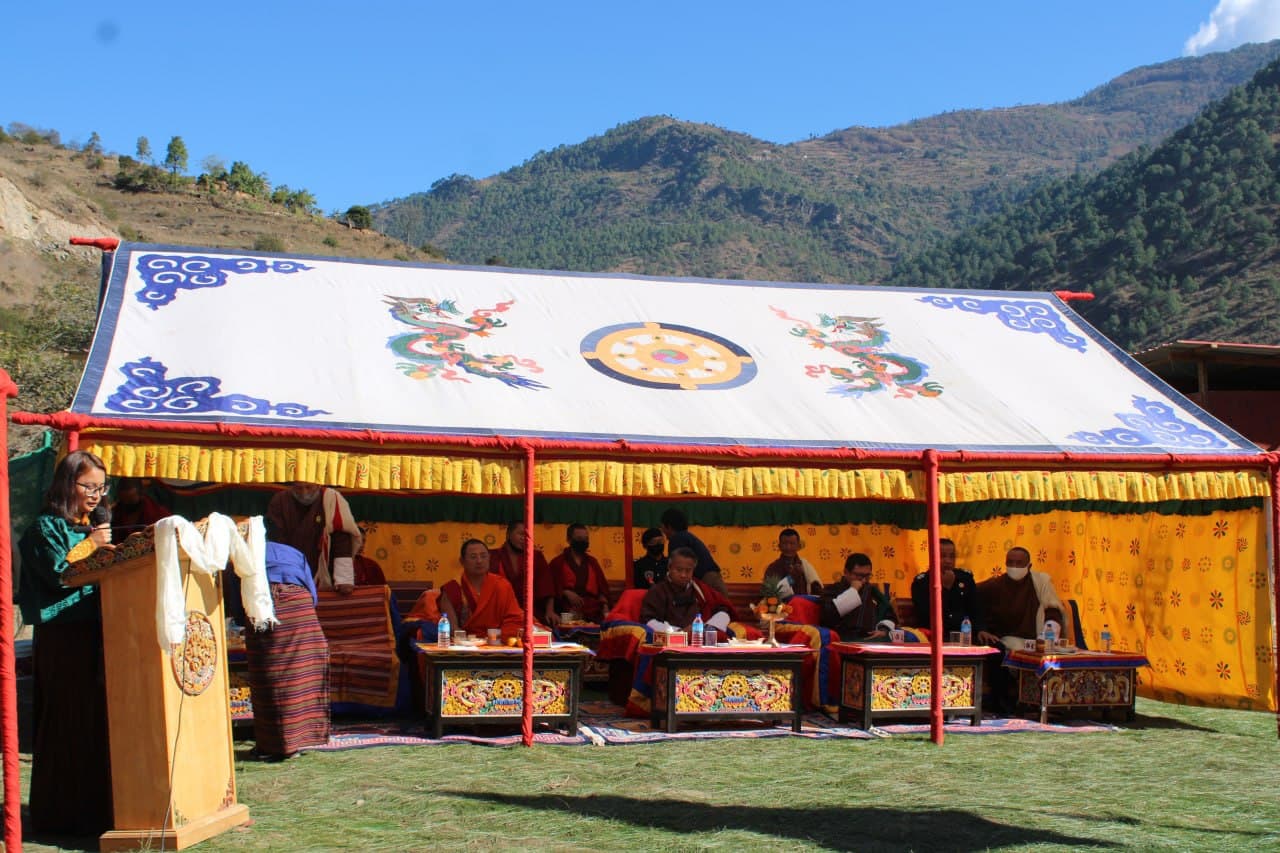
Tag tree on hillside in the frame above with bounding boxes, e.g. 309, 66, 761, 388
84, 131, 103, 155
164, 136, 188, 178
226, 161, 269, 196
136, 136, 152, 163
344, 205, 373, 230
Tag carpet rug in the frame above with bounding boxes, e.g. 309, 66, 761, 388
296, 701, 1118, 752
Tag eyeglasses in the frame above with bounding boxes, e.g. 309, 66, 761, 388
76, 481, 110, 497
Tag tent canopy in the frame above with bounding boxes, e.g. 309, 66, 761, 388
70, 243, 1256, 454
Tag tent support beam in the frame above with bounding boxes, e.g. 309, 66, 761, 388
924, 449, 944, 745
1271, 457, 1280, 740
622, 495, 634, 588
0, 370, 22, 850
521, 444, 536, 747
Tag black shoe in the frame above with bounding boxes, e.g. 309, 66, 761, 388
249, 747, 296, 762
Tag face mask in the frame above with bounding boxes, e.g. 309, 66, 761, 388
292, 488, 321, 506
570, 540, 589, 554
1005, 564, 1029, 581
646, 544, 664, 557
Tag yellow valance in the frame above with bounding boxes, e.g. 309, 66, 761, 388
81, 438, 1271, 503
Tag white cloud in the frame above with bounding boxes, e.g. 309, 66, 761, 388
1185, 0, 1280, 55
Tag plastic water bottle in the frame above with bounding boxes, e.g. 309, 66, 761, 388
960, 617, 972, 646
1101, 623, 1112, 653
437, 613, 451, 648
690, 613, 704, 647
1043, 622, 1056, 653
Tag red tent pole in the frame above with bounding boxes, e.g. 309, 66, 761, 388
924, 449, 944, 745
622, 495, 634, 588
1270, 456, 1280, 739
0, 370, 23, 851
521, 444, 536, 747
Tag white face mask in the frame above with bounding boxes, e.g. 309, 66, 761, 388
1004, 564, 1029, 581
292, 487, 321, 506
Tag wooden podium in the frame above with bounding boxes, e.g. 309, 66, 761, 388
65, 521, 250, 851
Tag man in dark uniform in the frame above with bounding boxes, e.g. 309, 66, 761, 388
910, 537, 982, 635
632, 527, 668, 589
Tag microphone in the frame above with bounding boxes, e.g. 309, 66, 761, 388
73, 504, 112, 534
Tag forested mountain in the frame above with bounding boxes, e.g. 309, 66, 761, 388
373, 41, 1280, 284
889, 56, 1280, 351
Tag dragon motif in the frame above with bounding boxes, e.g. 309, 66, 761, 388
771, 307, 942, 399
385, 296, 546, 389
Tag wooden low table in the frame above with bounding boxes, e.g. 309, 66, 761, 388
643, 644, 807, 733
1003, 648, 1149, 723
555, 623, 609, 684
832, 641, 996, 729
416, 643, 589, 738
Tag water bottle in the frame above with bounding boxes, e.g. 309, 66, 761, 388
1101, 623, 1112, 653
690, 613, 704, 647
1043, 622, 1056, 653
437, 613, 451, 648
960, 617, 972, 646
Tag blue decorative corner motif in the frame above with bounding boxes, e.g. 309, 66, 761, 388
134, 254, 313, 309
105, 357, 330, 418
1069, 396, 1228, 449
918, 295, 1087, 352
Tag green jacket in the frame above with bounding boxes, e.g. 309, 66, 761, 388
18, 514, 99, 625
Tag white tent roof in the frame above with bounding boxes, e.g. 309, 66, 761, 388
70, 243, 1257, 456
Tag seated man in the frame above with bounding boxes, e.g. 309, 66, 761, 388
762, 527, 823, 596
549, 523, 611, 622
910, 537, 982, 635
438, 539, 525, 641
109, 477, 171, 542
490, 521, 556, 625
819, 553, 896, 641
976, 546, 1064, 649
639, 547, 734, 635
632, 527, 668, 590
352, 532, 387, 587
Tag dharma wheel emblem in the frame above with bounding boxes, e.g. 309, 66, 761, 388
581, 322, 756, 390
171, 610, 218, 696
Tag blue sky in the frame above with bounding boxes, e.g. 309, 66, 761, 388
4, 1, 1279, 214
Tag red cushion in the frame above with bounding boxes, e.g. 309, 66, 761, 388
786, 596, 821, 626
606, 589, 646, 622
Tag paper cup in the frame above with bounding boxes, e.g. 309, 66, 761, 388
890, 629, 905, 643
487, 628, 501, 645
560, 612, 574, 624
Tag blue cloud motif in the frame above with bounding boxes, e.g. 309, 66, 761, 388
105, 357, 330, 418
1069, 396, 1228, 449
918, 295, 1087, 352
135, 254, 313, 309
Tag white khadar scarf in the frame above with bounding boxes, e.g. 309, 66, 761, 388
153, 513, 276, 651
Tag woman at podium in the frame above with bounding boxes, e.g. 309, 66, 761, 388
17, 450, 115, 835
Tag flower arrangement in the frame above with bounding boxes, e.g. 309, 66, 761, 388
753, 576, 793, 621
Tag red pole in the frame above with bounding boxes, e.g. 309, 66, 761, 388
521, 444, 536, 747
0, 369, 24, 851
924, 448, 944, 745
622, 495, 634, 588
1270, 457, 1280, 740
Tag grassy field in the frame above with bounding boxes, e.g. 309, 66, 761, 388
18, 697, 1280, 852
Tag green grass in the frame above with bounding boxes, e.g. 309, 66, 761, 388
19, 698, 1280, 851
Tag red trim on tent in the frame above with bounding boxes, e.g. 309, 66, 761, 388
70, 236, 119, 252
8, 412, 1272, 472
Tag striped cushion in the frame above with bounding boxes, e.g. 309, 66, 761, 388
316, 586, 399, 708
